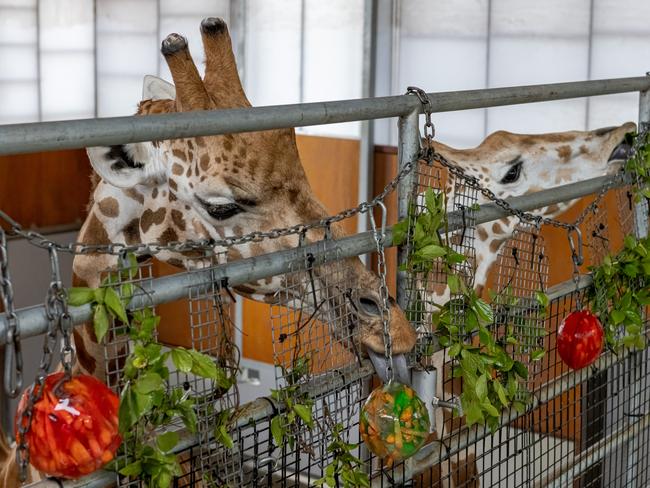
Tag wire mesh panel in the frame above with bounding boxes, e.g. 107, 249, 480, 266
186, 254, 241, 487
582, 203, 611, 268
493, 224, 549, 380
100, 254, 241, 488
270, 238, 370, 486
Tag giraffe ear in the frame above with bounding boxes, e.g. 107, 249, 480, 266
87, 143, 165, 188
142, 75, 176, 100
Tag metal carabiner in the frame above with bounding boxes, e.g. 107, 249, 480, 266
4, 315, 23, 398
567, 226, 584, 267
369, 201, 388, 245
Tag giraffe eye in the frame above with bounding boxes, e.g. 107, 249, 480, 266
500, 161, 523, 184
196, 196, 243, 220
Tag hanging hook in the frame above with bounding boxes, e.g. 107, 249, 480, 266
567, 226, 584, 267
369, 201, 388, 244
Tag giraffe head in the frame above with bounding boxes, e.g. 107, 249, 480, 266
437, 122, 636, 207
433, 122, 636, 290
74, 18, 415, 381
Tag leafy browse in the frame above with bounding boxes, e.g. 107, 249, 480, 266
394, 188, 546, 432
589, 234, 650, 351
68, 255, 237, 487
314, 423, 370, 488
269, 355, 314, 451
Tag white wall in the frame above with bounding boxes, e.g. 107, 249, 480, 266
391, 0, 650, 148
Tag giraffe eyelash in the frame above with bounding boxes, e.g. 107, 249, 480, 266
500, 159, 524, 184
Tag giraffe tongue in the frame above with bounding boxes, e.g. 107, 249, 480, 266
367, 350, 411, 386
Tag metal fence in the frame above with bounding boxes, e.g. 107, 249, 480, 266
0, 75, 649, 488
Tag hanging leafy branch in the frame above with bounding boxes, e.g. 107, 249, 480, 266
625, 130, 650, 202
314, 423, 370, 488
393, 188, 546, 432
589, 234, 650, 351
270, 355, 314, 451
68, 254, 237, 487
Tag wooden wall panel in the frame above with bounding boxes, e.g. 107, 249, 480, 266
0, 149, 92, 230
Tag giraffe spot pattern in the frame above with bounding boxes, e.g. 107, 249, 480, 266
171, 209, 186, 231
140, 207, 166, 233
98, 197, 119, 218
172, 163, 184, 176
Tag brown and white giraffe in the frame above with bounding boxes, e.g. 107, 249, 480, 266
0, 18, 416, 487
418, 122, 635, 487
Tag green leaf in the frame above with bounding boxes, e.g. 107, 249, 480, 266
447, 275, 461, 294
465, 402, 484, 426
473, 299, 494, 324
482, 401, 500, 418
271, 416, 284, 447
104, 287, 129, 324
293, 403, 314, 428
187, 349, 219, 379
530, 349, 546, 361
513, 361, 528, 380
493, 380, 509, 407
171, 348, 193, 373
118, 386, 152, 433
448, 343, 462, 358
133, 372, 163, 394
418, 244, 447, 260
535, 291, 549, 308
67, 287, 96, 306
119, 461, 142, 477
157, 431, 179, 453
177, 400, 198, 434
476, 374, 488, 401
611, 309, 626, 325
93, 304, 110, 343
214, 425, 234, 449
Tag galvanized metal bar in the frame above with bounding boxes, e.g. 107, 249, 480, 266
396, 109, 420, 309
0, 77, 648, 155
0, 173, 629, 344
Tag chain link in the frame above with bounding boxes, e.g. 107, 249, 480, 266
369, 202, 394, 382
0, 227, 22, 398
14, 244, 76, 481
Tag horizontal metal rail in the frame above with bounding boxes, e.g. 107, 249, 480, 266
0, 172, 627, 345
0, 77, 648, 155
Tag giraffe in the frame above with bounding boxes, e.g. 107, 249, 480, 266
417, 122, 636, 487
0, 17, 417, 487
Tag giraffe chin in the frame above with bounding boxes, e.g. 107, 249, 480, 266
367, 350, 411, 386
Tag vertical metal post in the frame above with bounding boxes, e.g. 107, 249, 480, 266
625, 80, 650, 488
357, 0, 377, 243
396, 109, 420, 311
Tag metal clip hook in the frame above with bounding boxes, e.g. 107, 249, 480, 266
369, 201, 388, 244
568, 227, 584, 267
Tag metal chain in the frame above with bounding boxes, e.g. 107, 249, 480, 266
0, 227, 22, 398
15, 244, 75, 481
369, 202, 394, 382
0, 156, 419, 258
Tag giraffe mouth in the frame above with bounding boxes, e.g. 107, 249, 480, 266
367, 350, 411, 385
608, 140, 633, 163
